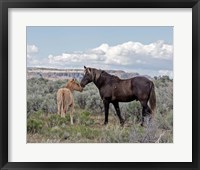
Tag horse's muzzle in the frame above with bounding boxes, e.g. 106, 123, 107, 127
80, 83, 85, 88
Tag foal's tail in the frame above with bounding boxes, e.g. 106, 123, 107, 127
149, 82, 156, 116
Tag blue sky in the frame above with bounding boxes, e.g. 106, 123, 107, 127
27, 26, 173, 77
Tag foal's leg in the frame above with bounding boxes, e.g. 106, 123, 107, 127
57, 99, 61, 115
63, 105, 68, 118
70, 103, 74, 125
60, 99, 64, 117
112, 101, 125, 125
61, 105, 65, 118
61, 103, 68, 118
103, 100, 110, 125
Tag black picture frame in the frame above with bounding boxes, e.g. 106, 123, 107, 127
0, 0, 199, 169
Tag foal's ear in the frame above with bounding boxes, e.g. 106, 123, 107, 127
84, 66, 87, 69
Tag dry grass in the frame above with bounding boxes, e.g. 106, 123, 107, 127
27, 110, 173, 143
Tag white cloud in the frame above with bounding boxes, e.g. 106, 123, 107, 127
27, 41, 173, 77
27, 44, 40, 67
27, 44, 38, 57
27, 44, 39, 53
136, 59, 146, 64
47, 41, 173, 67
27, 44, 39, 60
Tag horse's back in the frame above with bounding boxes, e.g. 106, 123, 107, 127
131, 76, 153, 100
131, 76, 152, 85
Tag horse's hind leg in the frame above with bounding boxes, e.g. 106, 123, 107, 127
103, 100, 110, 125
140, 100, 151, 126
141, 106, 147, 126
112, 101, 124, 125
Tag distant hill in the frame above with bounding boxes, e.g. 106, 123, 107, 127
27, 67, 152, 81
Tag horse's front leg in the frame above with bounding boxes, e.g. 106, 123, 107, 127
112, 101, 125, 126
103, 100, 110, 125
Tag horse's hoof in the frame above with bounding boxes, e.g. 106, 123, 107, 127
120, 119, 125, 126
104, 122, 108, 125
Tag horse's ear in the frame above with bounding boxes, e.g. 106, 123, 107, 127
84, 66, 86, 69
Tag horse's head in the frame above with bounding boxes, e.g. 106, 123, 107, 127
80, 66, 94, 88
66, 79, 83, 92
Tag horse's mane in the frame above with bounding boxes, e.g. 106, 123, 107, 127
101, 70, 121, 82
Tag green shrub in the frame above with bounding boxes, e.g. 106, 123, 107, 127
47, 114, 70, 128
27, 118, 44, 133
49, 126, 65, 138
156, 111, 173, 130
79, 111, 91, 125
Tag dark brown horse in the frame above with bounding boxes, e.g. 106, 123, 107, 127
80, 66, 156, 126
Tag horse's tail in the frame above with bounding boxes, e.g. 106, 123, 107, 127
149, 82, 156, 116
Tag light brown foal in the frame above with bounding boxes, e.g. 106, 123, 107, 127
57, 79, 83, 124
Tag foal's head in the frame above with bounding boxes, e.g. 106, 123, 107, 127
66, 79, 83, 92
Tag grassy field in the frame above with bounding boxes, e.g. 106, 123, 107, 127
27, 109, 173, 143
27, 76, 173, 143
